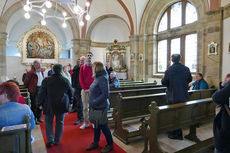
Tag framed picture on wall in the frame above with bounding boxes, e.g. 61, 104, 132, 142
208, 42, 218, 55
17, 25, 62, 64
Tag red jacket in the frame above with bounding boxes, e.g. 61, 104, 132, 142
79, 64, 94, 90
24, 68, 43, 95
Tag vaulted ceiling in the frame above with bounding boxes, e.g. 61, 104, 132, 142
0, 0, 223, 40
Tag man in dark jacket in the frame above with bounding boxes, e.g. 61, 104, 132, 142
24, 60, 44, 124
161, 54, 192, 140
212, 74, 230, 153
38, 64, 73, 147
71, 56, 85, 125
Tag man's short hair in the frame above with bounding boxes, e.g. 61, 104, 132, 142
53, 64, 63, 74
171, 54, 181, 63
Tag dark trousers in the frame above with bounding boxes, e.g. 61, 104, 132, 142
74, 88, 83, 121
94, 124, 113, 146
45, 113, 65, 144
30, 87, 42, 120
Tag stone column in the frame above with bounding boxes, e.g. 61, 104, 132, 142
129, 35, 139, 81
0, 32, 7, 82
72, 39, 91, 63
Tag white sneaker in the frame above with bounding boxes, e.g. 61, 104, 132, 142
80, 123, 89, 130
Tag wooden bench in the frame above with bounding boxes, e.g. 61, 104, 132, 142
20, 88, 29, 93
140, 98, 215, 153
112, 89, 216, 144
120, 83, 157, 87
110, 84, 162, 91
109, 87, 166, 108
20, 92, 31, 107
0, 115, 32, 153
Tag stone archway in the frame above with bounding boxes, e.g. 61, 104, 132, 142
137, 0, 222, 87
0, 1, 80, 79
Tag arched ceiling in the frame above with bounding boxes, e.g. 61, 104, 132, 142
0, 0, 226, 39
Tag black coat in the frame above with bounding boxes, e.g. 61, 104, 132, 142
38, 74, 73, 114
71, 64, 81, 89
161, 63, 192, 104
212, 83, 230, 152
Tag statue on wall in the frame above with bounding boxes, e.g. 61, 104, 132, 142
106, 39, 127, 72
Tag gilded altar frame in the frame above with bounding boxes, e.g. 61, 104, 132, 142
17, 25, 62, 64
106, 40, 127, 72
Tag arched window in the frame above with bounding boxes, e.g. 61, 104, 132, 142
157, 0, 198, 73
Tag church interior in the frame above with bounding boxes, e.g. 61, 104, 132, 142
1, 0, 230, 153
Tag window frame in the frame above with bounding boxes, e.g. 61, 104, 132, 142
156, 0, 198, 74
157, 0, 197, 32
156, 32, 198, 74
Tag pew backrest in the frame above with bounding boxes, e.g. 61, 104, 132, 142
0, 115, 31, 153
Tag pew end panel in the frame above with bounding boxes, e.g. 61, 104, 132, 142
0, 115, 32, 153
141, 99, 215, 153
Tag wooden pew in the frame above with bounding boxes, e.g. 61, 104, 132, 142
19, 85, 26, 89
109, 87, 166, 108
112, 89, 216, 144
0, 115, 32, 153
20, 88, 28, 93
110, 84, 162, 91
20, 92, 31, 107
140, 98, 215, 153
120, 83, 157, 87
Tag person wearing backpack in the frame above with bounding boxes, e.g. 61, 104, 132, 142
212, 73, 230, 153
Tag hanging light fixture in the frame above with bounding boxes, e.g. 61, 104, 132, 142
23, 0, 90, 28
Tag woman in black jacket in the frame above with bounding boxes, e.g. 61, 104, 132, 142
86, 62, 113, 153
212, 74, 230, 153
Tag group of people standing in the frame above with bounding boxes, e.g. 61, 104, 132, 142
20, 52, 118, 152
2, 52, 230, 153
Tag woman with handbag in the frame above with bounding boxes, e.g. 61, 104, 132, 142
87, 62, 113, 153
212, 73, 230, 153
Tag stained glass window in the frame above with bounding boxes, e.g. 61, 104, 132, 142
186, 3, 198, 24
185, 34, 197, 72
158, 40, 167, 72
170, 2, 182, 28
158, 12, 168, 32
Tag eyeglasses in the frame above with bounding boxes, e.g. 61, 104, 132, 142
87, 54, 93, 57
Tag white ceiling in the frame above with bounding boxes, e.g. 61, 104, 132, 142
0, 0, 225, 41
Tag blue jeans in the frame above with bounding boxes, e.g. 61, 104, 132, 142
94, 124, 113, 146
45, 113, 65, 143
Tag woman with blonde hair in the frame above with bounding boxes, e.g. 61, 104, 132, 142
62, 65, 71, 84
87, 62, 113, 153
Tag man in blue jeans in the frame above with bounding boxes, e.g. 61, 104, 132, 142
38, 64, 73, 147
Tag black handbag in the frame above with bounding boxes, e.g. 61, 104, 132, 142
89, 108, 108, 128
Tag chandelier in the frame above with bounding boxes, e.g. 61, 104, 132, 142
23, 0, 91, 28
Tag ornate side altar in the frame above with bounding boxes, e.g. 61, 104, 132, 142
106, 40, 127, 80
17, 25, 62, 65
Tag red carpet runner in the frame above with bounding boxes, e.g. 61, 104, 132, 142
40, 113, 126, 153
